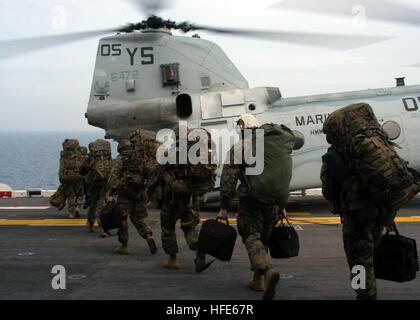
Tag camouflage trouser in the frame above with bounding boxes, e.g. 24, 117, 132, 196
87, 182, 108, 227
237, 198, 279, 274
117, 192, 152, 246
160, 191, 200, 256
62, 181, 84, 215
342, 211, 384, 300
82, 180, 90, 208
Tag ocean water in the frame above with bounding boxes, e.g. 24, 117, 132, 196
0, 131, 118, 191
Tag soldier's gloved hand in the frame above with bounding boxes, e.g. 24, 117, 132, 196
217, 208, 228, 219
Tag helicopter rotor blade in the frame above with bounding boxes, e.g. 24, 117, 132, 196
0, 29, 118, 60
185, 25, 392, 50
268, 0, 420, 28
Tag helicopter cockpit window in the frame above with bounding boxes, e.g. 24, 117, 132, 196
382, 121, 401, 140
176, 94, 193, 119
161, 63, 180, 86
292, 130, 305, 150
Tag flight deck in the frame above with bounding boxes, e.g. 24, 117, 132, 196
0, 195, 419, 300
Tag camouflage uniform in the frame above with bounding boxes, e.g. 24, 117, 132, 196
159, 166, 201, 256
86, 181, 108, 228
79, 140, 111, 233
78, 146, 90, 210
58, 139, 84, 218
152, 126, 216, 270
108, 139, 154, 249
321, 159, 384, 300
108, 135, 157, 254
220, 146, 279, 274
220, 116, 284, 301
343, 211, 383, 300
319, 104, 399, 300
62, 182, 84, 217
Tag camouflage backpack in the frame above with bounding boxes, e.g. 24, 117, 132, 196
323, 103, 420, 226
88, 139, 112, 182
185, 128, 217, 196
50, 184, 66, 209
59, 139, 82, 183
160, 127, 217, 197
120, 148, 147, 198
130, 129, 160, 171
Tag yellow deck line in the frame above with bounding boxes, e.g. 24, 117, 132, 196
1, 216, 420, 226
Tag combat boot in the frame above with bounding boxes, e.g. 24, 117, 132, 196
194, 251, 215, 273
74, 209, 81, 218
114, 245, 129, 255
86, 221, 94, 233
263, 268, 280, 300
146, 234, 157, 255
163, 255, 180, 269
248, 272, 265, 292
99, 228, 107, 238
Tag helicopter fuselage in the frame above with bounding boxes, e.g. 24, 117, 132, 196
86, 30, 420, 191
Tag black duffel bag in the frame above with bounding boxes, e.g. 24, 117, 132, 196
196, 217, 237, 261
269, 217, 300, 259
99, 201, 122, 235
374, 228, 419, 282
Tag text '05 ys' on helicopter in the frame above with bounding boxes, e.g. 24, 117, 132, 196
3, 0, 420, 192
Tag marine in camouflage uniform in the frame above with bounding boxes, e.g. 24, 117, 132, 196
108, 136, 157, 255
151, 125, 216, 271
79, 140, 111, 237
320, 104, 396, 300
58, 139, 84, 219
218, 114, 282, 300
78, 146, 90, 210
321, 155, 384, 300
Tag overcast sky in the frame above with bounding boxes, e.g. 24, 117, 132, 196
1, 0, 420, 132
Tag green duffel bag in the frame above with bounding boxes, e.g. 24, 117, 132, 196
245, 123, 295, 208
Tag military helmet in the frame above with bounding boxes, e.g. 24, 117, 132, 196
236, 114, 260, 131
118, 139, 131, 153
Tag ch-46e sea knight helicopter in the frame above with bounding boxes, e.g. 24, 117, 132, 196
3, 0, 420, 192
